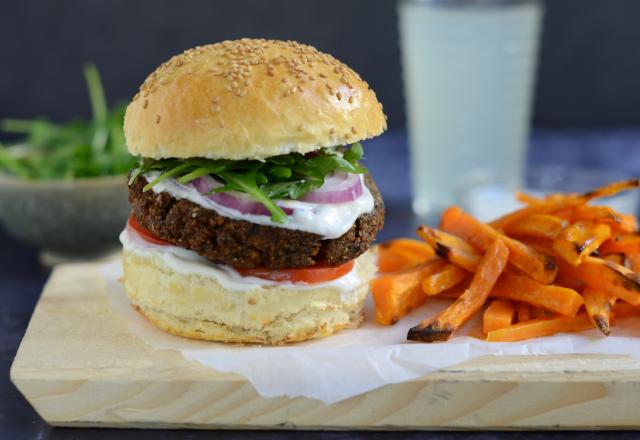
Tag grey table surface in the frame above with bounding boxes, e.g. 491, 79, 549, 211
2, 129, 640, 439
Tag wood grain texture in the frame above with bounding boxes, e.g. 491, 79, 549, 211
10, 262, 640, 430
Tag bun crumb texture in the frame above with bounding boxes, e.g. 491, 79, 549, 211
122, 248, 378, 345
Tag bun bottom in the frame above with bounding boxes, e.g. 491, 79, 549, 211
122, 248, 377, 345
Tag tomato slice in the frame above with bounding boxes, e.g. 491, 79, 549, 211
127, 213, 354, 283
127, 215, 170, 246
236, 260, 355, 284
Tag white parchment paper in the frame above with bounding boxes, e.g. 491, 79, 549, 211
100, 260, 640, 404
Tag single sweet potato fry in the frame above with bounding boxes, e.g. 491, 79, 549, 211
483, 299, 515, 334
378, 247, 416, 273
435, 278, 471, 299
378, 239, 435, 273
552, 221, 611, 267
441, 206, 558, 284
579, 179, 640, 201
408, 239, 509, 342
371, 260, 447, 325
422, 263, 469, 296
503, 214, 568, 240
583, 287, 615, 336
416, 225, 482, 272
515, 191, 543, 205
491, 272, 584, 317
387, 238, 435, 260
485, 313, 593, 342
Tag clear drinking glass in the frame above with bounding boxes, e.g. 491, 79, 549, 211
399, 0, 544, 219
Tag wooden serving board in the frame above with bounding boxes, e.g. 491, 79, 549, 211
11, 261, 640, 430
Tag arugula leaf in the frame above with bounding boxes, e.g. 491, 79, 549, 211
143, 162, 191, 191
177, 165, 226, 184
260, 178, 324, 200
343, 142, 363, 162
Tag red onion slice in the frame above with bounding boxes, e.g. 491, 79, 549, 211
192, 176, 293, 216
190, 171, 363, 218
301, 172, 363, 204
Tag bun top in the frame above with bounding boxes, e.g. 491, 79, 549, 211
124, 39, 387, 160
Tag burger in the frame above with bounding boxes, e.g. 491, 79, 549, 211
121, 39, 386, 344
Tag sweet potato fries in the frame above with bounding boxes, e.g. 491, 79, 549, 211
372, 179, 640, 343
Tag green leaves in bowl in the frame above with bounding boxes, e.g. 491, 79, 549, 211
0, 64, 137, 180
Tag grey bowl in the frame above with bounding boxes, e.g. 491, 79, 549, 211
0, 173, 130, 256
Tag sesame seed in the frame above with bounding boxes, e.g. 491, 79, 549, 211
329, 128, 336, 135
348, 96, 354, 104
319, 72, 327, 78
143, 99, 148, 109
351, 126, 357, 134
336, 92, 342, 100
156, 115, 161, 124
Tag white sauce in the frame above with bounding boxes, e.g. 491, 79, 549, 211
144, 171, 374, 239
120, 227, 363, 297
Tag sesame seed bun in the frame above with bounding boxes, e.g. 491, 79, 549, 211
121, 247, 377, 345
124, 39, 387, 160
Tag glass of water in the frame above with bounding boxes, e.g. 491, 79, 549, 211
399, 0, 544, 219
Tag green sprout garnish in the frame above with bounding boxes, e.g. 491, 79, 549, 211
130, 143, 367, 224
0, 64, 137, 179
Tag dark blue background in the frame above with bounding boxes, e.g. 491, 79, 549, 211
2, 0, 640, 132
